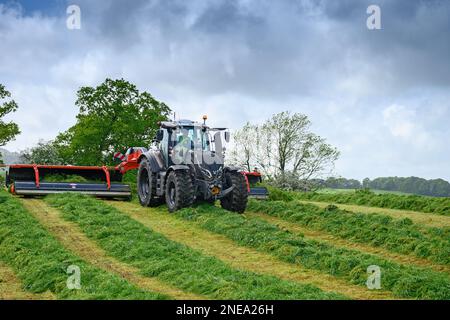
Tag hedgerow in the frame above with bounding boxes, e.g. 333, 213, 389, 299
295, 189, 450, 216
247, 200, 450, 265
0, 192, 167, 299
46, 193, 345, 300
175, 204, 450, 300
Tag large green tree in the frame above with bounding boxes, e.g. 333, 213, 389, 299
0, 84, 20, 147
364, 176, 450, 197
228, 122, 257, 172
0, 84, 20, 165
230, 111, 340, 189
20, 140, 65, 165
54, 79, 171, 165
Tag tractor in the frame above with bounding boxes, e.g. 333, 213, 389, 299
130, 118, 248, 213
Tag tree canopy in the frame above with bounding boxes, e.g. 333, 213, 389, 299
229, 111, 340, 189
363, 176, 450, 197
53, 78, 171, 165
0, 84, 20, 148
308, 176, 450, 197
20, 140, 65, 165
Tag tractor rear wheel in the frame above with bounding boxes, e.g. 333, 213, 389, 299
137, 159, 162, 207
165, 170, 195, 212
220, 171, 248, 213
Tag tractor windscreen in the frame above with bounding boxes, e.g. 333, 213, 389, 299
171, 126, 228, 165
173, 126, 210, 151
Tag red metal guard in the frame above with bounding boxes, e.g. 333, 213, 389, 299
242, 172, 251, 193
102, 166, 111, 190
33, 164, 40, 188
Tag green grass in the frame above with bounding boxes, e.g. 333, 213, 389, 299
0, 192, 168, 299
0, 169, 5, 187
45, 193, 346, 300
172, 204, 450, 300
283, 189, 450, 216
247, 200, 450, 265
123, 170, 138, 199
42, 174, 91, 183
42, 174, 121, 184
317, 188, 410, 196
316, 188, 356, 194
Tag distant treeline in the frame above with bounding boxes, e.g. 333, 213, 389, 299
314, 176, 450, 197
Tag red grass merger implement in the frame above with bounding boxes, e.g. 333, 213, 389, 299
6, 164, 131, 199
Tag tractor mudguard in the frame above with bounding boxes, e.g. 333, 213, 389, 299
224, 166, 240, 172
168, 164, 190, 171
139, 151, 165, 173
218, 185, 235, 198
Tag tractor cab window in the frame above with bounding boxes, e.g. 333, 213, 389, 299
173, 126, 211, 152
202, 132, 212, 151
173, 127, 194, 150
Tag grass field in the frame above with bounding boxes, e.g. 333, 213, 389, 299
317, 188, 411, 196
0, 187, 449, 300
271, 187, 450, 216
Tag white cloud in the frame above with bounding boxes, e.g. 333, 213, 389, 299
382, 104, 434, 150
383, 104, 416, 139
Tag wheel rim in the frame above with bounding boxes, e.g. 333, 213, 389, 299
139, 168, 150, 199
168, 181, 176, 207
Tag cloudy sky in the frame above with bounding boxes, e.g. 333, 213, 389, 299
0, 0, 449, 180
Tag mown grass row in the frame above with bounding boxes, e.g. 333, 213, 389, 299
173, 203, 450, 300
0, 192, 167, 299
248, 200, 450, 265
45, 193, 346, 300
290, 189, 450, 216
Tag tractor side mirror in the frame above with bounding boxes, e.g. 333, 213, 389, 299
155, 129, 164, 142
224, 131, 230, 143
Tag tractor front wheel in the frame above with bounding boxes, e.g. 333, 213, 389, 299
137, 159, 162, 207
220, 171, 248, 213
165, 170, 195, 212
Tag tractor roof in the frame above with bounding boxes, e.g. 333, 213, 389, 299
160, 119, 206, 129
178, 119, 203, 126
159, 120, 228, 131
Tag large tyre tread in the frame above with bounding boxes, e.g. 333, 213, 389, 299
166, 170, 195, 212
138, 159, 163, 207
220, 171, 248, 213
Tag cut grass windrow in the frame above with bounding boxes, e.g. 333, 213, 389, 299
0, 262, 55, 300
248, 200, 450, 266
110, 201, 394, 300
298, 200, 450, 229
293, 189, 450, 216
0, 192, 168, 300
247, 212, 450, 274
21, 199, 202, 300
171, 204, 450, 300
46, 194, 346, 300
